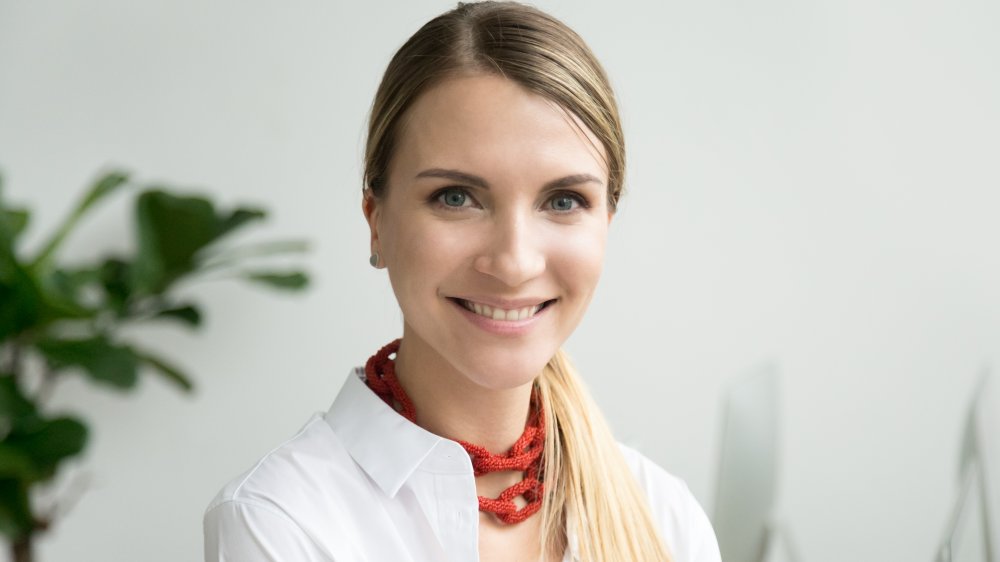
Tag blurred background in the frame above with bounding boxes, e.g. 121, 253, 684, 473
1, 0, 998, 560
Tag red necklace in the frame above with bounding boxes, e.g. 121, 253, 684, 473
364, 339, 545, 524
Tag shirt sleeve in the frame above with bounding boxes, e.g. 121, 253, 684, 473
204, 500, 332, 562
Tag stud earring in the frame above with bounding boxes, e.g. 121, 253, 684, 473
369, 252, 380, 268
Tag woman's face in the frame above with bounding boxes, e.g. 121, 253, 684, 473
365, 73, 612, 390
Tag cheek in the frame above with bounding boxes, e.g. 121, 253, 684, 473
383, 217, 473, 305
546, 224, 608, 296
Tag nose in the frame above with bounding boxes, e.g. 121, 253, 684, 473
473, 212, 545, 287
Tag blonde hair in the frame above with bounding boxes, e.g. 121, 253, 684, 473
363, 2, 672, 560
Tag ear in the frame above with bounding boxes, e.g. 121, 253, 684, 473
362, 190, 382, 257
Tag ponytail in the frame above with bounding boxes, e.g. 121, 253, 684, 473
535, 349, 674, 561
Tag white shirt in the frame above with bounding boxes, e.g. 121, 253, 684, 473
204, 367, 721, 562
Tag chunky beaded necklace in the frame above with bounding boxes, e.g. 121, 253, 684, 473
364, 339, 546, 524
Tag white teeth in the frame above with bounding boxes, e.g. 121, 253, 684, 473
460, 299, 546, 321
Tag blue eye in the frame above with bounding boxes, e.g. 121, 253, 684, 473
549, 194, 583, 212
439, 189, 468, 207
551, 196, 574, 211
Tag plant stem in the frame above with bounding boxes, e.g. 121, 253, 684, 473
12, 534, 33, 562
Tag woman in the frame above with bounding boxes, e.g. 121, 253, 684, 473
204, 2, 720, 561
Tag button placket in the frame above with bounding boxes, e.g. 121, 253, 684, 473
428, 441, 480, 562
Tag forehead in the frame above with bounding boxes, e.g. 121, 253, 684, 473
389, 73, 608, 186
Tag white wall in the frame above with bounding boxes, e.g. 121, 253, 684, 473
0, 1, 997, 560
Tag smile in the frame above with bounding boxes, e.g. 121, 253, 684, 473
450, 298, 556, 321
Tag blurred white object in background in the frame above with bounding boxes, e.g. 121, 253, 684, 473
936, 368, 997, 562
712, 363, 803, 562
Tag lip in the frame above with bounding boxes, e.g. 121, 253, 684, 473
447, 297, 555, 336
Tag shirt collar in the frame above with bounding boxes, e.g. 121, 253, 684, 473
324, 367, 449, 498
327, 367, 581, 561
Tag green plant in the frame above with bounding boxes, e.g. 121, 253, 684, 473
0, 169, 309, 562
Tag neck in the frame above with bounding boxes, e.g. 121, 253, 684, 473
393, 327, 536, 454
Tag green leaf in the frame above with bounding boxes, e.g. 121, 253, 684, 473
0, 378, 46, 443
0, 177, 43, 339
0, 478, 33, 540
48, 267, 101, 296
1, 415, 87, 487
131, 190, 221, 295
35, 267, 101, 324
98, 257, 133, 316
79, 171, 130, 211
37, 259, 134, 322
134, 350, 194, 392
216, 207, 265, 240
30, 170, 129, 272
5, 416, 87, 476
0, 258, 43, 341
0, 446, 37, 481
35, 336, 139, 389
241, 271, 309, 291
0, 209, 28, 243
0, 379, 36, 421
152, 304, 202, 327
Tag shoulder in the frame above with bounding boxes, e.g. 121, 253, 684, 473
616, 442, 722, 562
203, 413, 368, 561
206, 413, 345, 511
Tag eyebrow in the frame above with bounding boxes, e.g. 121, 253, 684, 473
414, 168, 603, 191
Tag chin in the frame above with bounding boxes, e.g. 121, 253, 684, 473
456, 343, 556, 390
